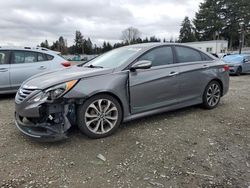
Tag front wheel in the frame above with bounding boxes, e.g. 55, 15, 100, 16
202, 81, 222, 109
77, 94, 122, 139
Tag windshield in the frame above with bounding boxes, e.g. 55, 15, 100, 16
223, 55, 243, 63
84, 47, 141, 68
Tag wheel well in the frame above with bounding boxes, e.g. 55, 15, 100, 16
210, 79, 223, 96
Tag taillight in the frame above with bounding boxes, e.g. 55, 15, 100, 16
223, 64, 229, 71
61, 61, 71, 67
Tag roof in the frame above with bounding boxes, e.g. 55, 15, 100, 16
0, 46, 60, 54
123, 42, 193, 49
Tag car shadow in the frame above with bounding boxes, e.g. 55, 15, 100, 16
121, 105, 202, 129
0, 93, 16, 100
230, 72, 250, 77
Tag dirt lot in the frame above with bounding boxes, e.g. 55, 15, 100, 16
0, 75, 250, 188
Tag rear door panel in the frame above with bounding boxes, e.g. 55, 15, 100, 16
10, 51, 51, 90
173, 45, 215, 103
177, 61, 214, 102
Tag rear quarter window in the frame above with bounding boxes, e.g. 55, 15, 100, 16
46, 54, 54, 60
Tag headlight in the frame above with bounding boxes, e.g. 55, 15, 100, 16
29, 80, 78, 102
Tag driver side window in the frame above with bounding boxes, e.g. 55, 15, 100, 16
138, 46, 173, 67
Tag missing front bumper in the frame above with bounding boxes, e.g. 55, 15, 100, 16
14, 103, 75, 142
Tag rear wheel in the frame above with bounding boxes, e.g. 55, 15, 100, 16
77, 94, 122, 138
202, 81, 222, 109
236, 66, 242, 76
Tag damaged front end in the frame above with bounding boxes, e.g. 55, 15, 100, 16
14, 80, 78, 142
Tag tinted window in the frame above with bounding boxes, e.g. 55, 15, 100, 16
138, 46, 173, 67
175, 46, 202, 63
38, 53, 46, 61
13, 51, 37, 64
0, 51, 8, 64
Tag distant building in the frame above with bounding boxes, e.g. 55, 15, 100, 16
184, 40, 228, 54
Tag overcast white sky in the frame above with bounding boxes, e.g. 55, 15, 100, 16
0, 0, 203, 47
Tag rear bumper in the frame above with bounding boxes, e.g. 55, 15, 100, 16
229, 66, 238, 74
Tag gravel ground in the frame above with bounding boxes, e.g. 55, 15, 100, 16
0, 75, 250, 188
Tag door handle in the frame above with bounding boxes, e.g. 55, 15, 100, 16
203, 64, 209, 68
0, 68, 8, 72
38, 66, 46, 70
169, 71, 179, 76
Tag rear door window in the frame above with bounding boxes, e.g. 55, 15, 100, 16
13, 51, 38, 64
175, 46, 203, 63
25, 51, 37, 63
38, 53, 47, 61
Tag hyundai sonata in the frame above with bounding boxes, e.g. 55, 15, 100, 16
15, 43, 230, 141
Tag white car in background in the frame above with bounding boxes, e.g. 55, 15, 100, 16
0, 46, 71, 94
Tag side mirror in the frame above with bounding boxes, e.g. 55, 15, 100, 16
243, 58, 248, 63
130, 60, 152, 71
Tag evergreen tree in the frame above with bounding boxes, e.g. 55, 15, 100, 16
58, 36, 67, 54
193, 0, 250, 49
179, 16, 196, 42
193, 0, 224, 41
149, 36, 160, 42
83, 38, 93, 54
74, 30, 84, 54
40, 40, 49, 48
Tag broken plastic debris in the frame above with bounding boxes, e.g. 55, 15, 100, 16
97, 154, 106, 162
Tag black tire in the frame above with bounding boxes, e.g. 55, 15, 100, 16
77, 94, 122, 139
202, 81, 222, 109
236, 66, 242, 76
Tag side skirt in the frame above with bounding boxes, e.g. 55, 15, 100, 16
123, 98, 202, 123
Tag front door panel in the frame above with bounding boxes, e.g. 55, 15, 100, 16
129, 65, 180, 114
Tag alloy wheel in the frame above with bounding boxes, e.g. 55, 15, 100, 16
84, 99, 118, 134
206, 83, 221, 107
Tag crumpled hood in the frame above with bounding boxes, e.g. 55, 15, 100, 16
21, 65, 114, 89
